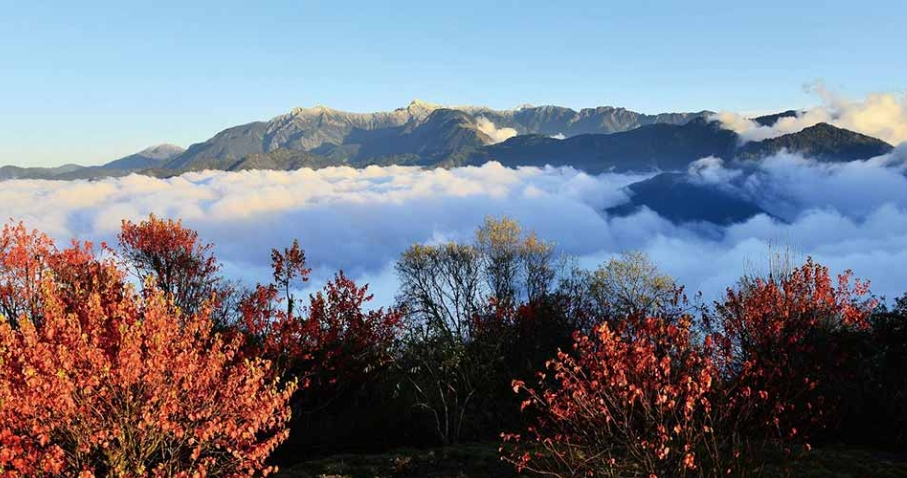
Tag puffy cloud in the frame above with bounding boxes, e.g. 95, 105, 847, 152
476, 117, 518, 144
0, 163, 643, 300
1, 155, 906, 307
687, 157, 743, 184
713, 86, 907, 146
691, 147, 907, 222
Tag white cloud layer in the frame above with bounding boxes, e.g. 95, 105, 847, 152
2, 153, 907, 306
713, 86, 907, 146
476, 117, 518, 144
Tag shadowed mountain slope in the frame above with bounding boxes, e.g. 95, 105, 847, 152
606, 172, 770, 225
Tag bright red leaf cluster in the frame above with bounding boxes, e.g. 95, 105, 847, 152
238, 241, 402, 402
118, 214, 225, 317
505, 313, 719, 478
0, 221, 295, 477
505, 258, 876, 477
708, 258, 875, 445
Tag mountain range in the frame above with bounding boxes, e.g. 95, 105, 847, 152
0, 144, 185, 181
0, 101, 894, 187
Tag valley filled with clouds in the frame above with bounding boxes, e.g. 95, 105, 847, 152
4, 144, 907, 305
5, 3, 907, 474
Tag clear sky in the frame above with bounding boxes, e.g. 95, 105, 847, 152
2, 0, 905, 167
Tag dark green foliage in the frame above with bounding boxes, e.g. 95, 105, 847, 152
274, 442, 907, 478
737, 122, 894, 162
752, 110, 800, 126
229, 148, 341, 171
470, 118, 739, 173
833, 295, 907, 449
275, 442, 519, 478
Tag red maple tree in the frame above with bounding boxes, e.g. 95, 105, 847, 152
0, 221, 295, 477
118, 214, 226, 318
504, 258, 875, 477
238, 242, 402, 397
708, 257, 875, 447
505, 312, 718, 478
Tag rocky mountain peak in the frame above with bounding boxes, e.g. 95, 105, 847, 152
137, 144, 185, 160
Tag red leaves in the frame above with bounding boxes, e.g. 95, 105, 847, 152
271, 239, 310, 291
118, 214, 224, 316
0, 222, 56, 325
0, 219, 295, 476
303, 271, 402, 387
505, 312, 719, 477
237, 242, 402, 413
505, 257, 876, 477
710, 257, 875, 444
0, 215, 880, 477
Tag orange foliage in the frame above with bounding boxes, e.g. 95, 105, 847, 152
505, 258, 876, 477
0, 221, 295, 477
709, 257, 875, 445
118, 215, 224, 317
239, 242, 402, 402
0, 222, 57, 326
504, 313, 719, 478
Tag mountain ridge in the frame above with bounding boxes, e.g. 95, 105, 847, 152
0, 144, 184, 180
163, 101, 715, 172
0, 106, 894, 181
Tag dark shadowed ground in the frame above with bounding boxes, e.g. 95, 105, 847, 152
276, 443, 907, 478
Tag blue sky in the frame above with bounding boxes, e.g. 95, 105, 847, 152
1, 0, 905, 167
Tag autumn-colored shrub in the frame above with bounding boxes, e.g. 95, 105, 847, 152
708, 258, 875, 446
504, 258, 877, 478
0, 222, 57, 326
236, 240, 403, 454
587, 251, 677, 317
2, 214, 895, 475
0, 228, 295, 477
301, 271, 402, 399
118, 214, 228, 318
504, 312, 721, 478
238, 240, 401, 385
237, 239, 312, 373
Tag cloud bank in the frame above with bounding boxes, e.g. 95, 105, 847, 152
476, 117, 518, 144
2, 153, 907, 306
714, 86, 907, 146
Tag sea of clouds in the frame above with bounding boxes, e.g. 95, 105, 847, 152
2, 145, 907, 306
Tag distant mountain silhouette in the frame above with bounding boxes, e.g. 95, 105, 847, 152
0, 104, 894, 181
161, 101, 711, 172
752, 110, 800, 126
466, 118, 739, 173
0, 144, 184, 181
737, 123, 893, 162
606, 172, 770, 225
